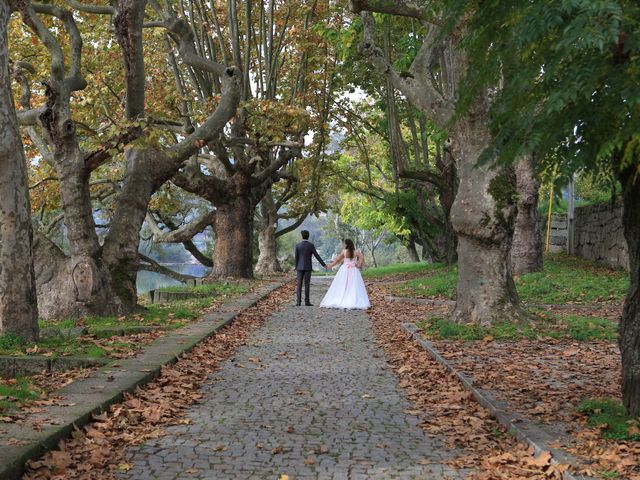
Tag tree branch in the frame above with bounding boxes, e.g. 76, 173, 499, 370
168, 67, 241, 163
138, 254, 199, 282
349, 0, 440, 23
276, 213, 308, 237
65, 0, 115, 15
359, 12, 453, 127
32, 2, 87, 90
84, 125, 145, 171
171, 159, 228, 203
250, 142, 303, 185
146, 210, 216, 243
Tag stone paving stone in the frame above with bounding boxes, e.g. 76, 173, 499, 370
121, 280, 468, 479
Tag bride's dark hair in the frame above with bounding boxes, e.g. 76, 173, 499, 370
344, 239, 355, 259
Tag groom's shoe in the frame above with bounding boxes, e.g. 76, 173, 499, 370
305, 302, 313, 306
295, 303, 301, 307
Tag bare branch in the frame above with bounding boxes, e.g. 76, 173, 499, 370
276, 213, 308, 237
65, 0, 115, 15
30, 176, 58, 190
32, 2, 87, 90
349, 0, 439, 23
138, 253, 198, 282
359, 12, 453, 127
146, 210, 216, 243
169, 67, 242, 163
251, 143, 303, 185
16, 107, 45, 126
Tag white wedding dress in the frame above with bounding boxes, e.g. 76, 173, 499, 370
320, 256, 370, 310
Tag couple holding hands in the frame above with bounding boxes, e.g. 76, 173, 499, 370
294, 230, 370, 310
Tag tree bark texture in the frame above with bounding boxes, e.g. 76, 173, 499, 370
511, 154, 543, 275
618, 170, 640, 416
0, 3, 39, 339
406, 238, 421, 262
448, 119, 522, 325
211, 196, 255, 278
359, 9, 521, 325
255, 192, 282, 275
437, 147, 458, 265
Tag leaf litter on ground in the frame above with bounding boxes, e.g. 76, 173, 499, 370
368, 283, 640, 479
22, 283, 295, 480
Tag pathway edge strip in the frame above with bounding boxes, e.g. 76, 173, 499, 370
400, 322, 593, 480
0, 280, 290, 480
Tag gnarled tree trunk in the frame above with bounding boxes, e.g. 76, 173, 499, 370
357, 8, 521, 326
511, 154, 543, 275
20, 0, 241, 319
0, 4, 38, 339
618, 167, 640, 416
33, 234, 116, 320
255, 192, 282, 275
211, 196, 255, 278
449, 120, 521, 325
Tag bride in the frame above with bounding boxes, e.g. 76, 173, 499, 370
320, 239, 370, 310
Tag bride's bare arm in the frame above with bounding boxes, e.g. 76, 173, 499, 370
326, 252, 344, 269
356, 251, 365, 269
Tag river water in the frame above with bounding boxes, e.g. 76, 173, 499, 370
136, 263, 210, 294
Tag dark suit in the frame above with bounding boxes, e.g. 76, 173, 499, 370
294, 240, 326, 305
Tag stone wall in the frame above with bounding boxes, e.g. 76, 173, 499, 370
574, 201, 628, 270
545, 214, 568, 254
541, 201, 628, 270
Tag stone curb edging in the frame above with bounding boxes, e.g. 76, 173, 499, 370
400, 322, 594, 480
0, 280, 289, 480
0, 356, 110, 379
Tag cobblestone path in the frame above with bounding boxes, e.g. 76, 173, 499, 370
121, 279, 466, 479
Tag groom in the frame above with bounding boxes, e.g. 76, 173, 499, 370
294, 230, 327, 306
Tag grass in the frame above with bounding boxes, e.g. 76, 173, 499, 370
561, 315, 618, 341
415, 312, 618, 342
515, 255, 628, 304
158, 282, 249, 296
576, 398, 640, 441
0, 377, 41, 412
1, 282, 245, 358
361, 262, 447, 279
388, 254, 628, 305
599, 472, 621, 479
390, 265, 457, 299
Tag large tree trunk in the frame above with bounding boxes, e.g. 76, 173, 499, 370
0, 4, 39, 339
449, 121, 522, 326
103, 148, 166, 312
357, 8, 521, 326
255, 192, 282, 275
406, 238, 421, 262
618, 169, 640, 416
33, 234, 116, 320
511, 154, 543, 275
211, 196, 255, 278
34, 146, 118, 320
437, 146, 458, 265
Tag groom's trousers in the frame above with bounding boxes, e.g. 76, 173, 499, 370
296, 270, 312, 305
